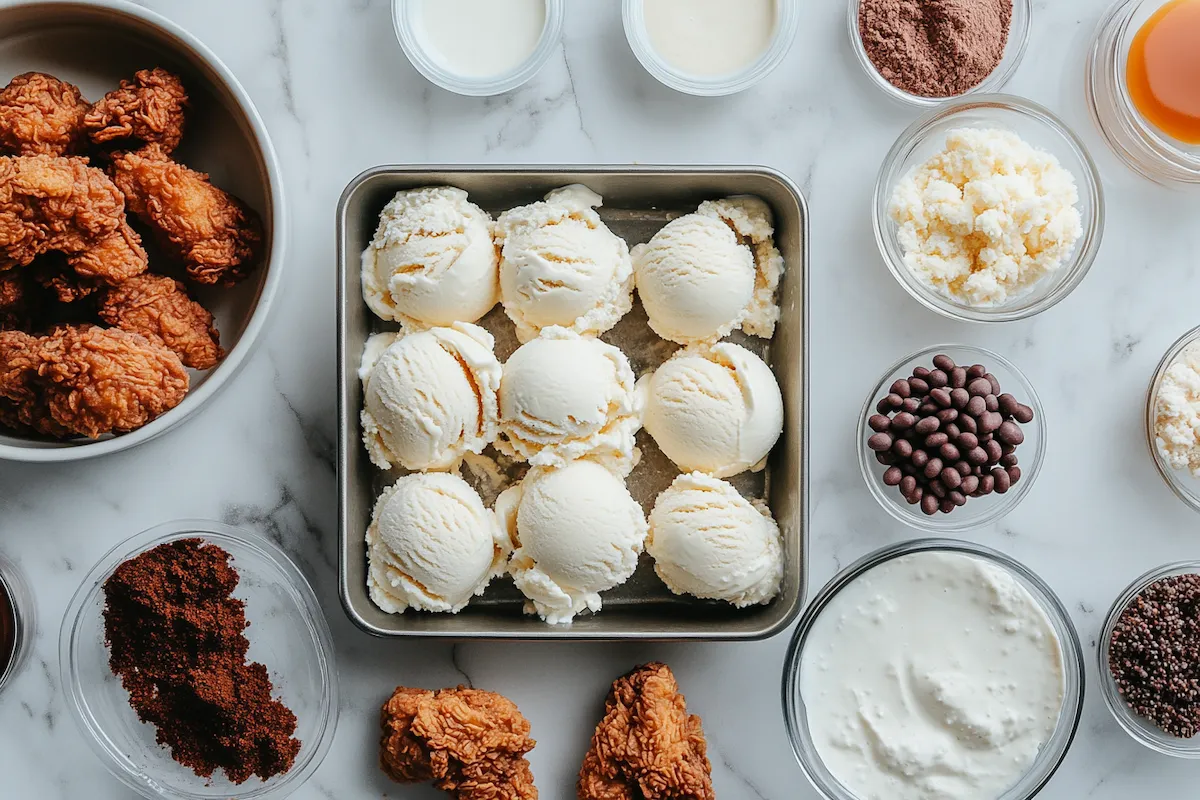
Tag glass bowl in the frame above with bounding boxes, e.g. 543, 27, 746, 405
0, 552, 33, 695
1145, 324, 1200, 512
60, 521, 338, 800
1087, 0, 1200, 185
848, 0, 1031, 108
782, 538, 1085, 800
392, 0, 565, 96
622, 0, 799, 96
1099, 561, 1200, 757
874, 95, 1106, 322
857, 344, 1046, 532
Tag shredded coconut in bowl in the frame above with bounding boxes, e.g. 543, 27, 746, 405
889, 127, 1083, 307
1155, 343, 1200, 477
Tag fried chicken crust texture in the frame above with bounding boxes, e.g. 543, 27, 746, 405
0, 72, 90, 156
99, 274, 222, 369
0, 325, 188, 438
84, 67, 188, 153
380, 686, 539, 800
577, 663, 715, 800
0, 154, 124, 269
109, 144, 263, 286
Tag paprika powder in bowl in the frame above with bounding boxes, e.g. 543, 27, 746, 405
60, 521, 337, 800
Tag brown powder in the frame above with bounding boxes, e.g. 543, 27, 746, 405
102, 538, 301, 784
859, 0, 1013, 98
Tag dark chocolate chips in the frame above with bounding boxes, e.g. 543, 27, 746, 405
868, 353, 1032, 516
1110, 574, 1200, 738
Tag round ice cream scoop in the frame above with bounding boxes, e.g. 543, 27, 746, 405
648, 472, 782, 607
638, 342, 783, 478
367, 472, 512, 614
496, 460, 647, 624
497, 326, 641, 474
632, 196, 783, 345
495, 184, 634, 342
359, 322, 501, 471
361, 186, 499, 328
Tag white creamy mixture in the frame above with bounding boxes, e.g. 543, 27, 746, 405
419, 0, 545, 78
800, 551, 1065, 800
1155, 342, 1200, 476
643, 0, 776, 76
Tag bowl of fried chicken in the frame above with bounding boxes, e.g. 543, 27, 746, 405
0, 1, 283, 461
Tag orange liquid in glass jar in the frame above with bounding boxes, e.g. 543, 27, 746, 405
1127, 0, 1200, 144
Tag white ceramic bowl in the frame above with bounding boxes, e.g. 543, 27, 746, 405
0, 0, 284, 462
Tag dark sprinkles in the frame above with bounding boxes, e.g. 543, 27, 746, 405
1110, 574, 1200, 738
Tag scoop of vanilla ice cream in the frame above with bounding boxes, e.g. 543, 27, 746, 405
497, 460, 647, 624
638, 342, 783, 478
497, 327, 641, 475
496, 185, 634, 342
648, 472, 783, 607
360, 322, 501, 471
361, 186, 499, 328
367, 472, 513, 614
632, 195, 783, 345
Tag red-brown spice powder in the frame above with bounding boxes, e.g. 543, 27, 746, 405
102, 538, 301, 784
859, 0, 1013, 98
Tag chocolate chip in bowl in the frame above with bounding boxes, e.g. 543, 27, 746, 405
858, 344, 1045, 532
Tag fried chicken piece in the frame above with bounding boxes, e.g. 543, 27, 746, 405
0, 325, 187, 438
98, 273, 221, 369
31, 218, 149, 303
84, 68, 188, 153
381, 686, 538, 800
578, 663, 714, 800
109, 145, 262, 286
31, 254, 98, 303
0, 154, 125, 269
0, 72, 90, 156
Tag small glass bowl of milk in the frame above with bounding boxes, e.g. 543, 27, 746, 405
393, 0, 565, 96
623, 0, 799, 95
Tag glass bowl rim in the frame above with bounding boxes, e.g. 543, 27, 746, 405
1145, 324, 1200, 513
621, 0, 800, 96
782, 537, 1086, 800
59, 519, 338, 800
872, 93, 1106, 323
856, 343, 1047, 533
392, 0, 565, 97
845, 0, 1032, 108
1098, 560, 1200, 757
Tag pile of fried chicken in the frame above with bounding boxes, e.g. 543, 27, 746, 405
378, 662, 714, 800
0, 69, 262, 439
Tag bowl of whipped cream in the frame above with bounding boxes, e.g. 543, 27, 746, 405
782, 539, 1084, 800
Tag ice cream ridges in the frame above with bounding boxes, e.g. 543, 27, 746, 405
495, 185, 634, 343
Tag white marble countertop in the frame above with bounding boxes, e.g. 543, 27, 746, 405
3, 0, 1200, 797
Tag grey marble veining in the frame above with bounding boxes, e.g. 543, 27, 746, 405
2, 0, 1200, 797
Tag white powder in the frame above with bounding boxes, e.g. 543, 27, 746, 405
1155, 343, 1200, 476
889, 127, 1083, 307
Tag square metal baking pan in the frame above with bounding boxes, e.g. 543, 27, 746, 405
337, 166, 808, 639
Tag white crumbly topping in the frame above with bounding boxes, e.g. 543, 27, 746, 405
1155, 343, 1200, 477
889, 128, 1083, 307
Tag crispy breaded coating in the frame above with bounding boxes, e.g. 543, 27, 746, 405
31, 254, 99, 303
0, 154, 125, 269
0, 325, 187, 438
84, 68, 188, 153
31, 218, 148, 303
0, 72, 90, 156
0, 271, 37, 330
99, 274, 222, 369
578, 663, 714, 800
381, 686, 538, 800
109, 144, 262, 286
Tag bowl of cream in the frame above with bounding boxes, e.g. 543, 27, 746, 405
782, 539, 1083, 800
393, 0, 564, 96
622, 0, 799, 95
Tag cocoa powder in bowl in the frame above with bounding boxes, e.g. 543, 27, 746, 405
858, 0, 1013, 98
